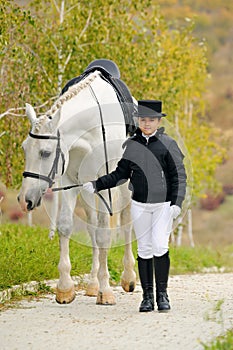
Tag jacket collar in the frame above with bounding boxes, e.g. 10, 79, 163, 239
135, 127, 165, 143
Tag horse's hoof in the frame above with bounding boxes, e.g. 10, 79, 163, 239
121, 279, 136, 293
96, 290, 116, 305
56, 285, 76, 304
85, 282, 99, 297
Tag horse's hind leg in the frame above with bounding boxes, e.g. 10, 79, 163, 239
96, 210, 115, 305
120, 203, 136, 293
56, 189, 77, 304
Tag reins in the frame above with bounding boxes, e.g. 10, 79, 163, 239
89, 85, 113, 216
51, 183, 113, 216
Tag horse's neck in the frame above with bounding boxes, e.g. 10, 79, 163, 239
58, 76, 126, 151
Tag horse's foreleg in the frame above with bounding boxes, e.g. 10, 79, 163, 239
48, 189, 59, 240
85, 208, 99, 297
56, 235, 75, 304
120, 204, 136, 293
55, 189, 77, 304
96, 211, 115, 305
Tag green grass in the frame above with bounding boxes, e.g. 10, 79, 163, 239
0, 223, 233, 291
0, 223, 92, 290
201, 328, 233, 350
170, 244, 233, 274
0, 223, 138, 290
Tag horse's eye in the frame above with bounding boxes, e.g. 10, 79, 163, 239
40, 150, 51, 159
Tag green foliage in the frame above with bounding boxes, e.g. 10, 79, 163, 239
204, 299, 224, 324
0, 223, 91, 289
0, 223, 137, 290
0, 1, 36, 187
159, 0, 233, 54
169, 245, 233, 275
202, 328, 233, 350
0, 0, 227, 200
202, 300, 233, 350
0, 223, 232, 291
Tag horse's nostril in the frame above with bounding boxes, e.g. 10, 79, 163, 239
17, 195, 20, 202
26, 200, 33, 211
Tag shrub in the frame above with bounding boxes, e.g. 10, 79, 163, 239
200, 192, 225, 210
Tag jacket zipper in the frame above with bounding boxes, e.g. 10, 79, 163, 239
161, 170, 165, 189
144, 139, 149, 201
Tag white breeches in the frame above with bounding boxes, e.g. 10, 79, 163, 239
130, 200, 173, 259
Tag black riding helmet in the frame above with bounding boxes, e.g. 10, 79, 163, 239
84, 59, 121, 79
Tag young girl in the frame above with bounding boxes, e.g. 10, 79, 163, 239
83, 100, 187, 312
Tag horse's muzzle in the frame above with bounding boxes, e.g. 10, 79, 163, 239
25, 196, 42, 211
18, 190, 43, 211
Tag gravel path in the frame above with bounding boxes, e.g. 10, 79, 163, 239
0, 273, 233, 350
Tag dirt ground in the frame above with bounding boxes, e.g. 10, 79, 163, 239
0, 273, 232, 350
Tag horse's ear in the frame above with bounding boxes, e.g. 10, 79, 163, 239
49, 109, 61, 130
25, 103, 37, 125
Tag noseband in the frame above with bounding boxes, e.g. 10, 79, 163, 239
23, 130, 65, 188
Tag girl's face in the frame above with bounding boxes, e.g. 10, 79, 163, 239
138, 117, 161, 136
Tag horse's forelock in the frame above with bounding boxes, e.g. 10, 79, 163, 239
32, 115, 49, 133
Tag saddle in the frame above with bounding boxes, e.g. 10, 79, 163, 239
61, 65, 137, 136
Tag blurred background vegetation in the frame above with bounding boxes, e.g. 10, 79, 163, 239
159, 0, 233, 248
0, 1, 233, 252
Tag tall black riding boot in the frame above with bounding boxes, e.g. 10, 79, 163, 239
137, 256, 154, 312
154, 251, 171, 312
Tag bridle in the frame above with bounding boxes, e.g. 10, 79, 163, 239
23, 129, 65, 188
22, 90, 113, 216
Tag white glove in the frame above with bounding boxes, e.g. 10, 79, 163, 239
170, 205, 181, 219
83, 182, 95, 194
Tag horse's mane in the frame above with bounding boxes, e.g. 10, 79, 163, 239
47, 71, 101, 116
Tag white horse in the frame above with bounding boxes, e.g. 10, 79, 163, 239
18, 71, 136, 304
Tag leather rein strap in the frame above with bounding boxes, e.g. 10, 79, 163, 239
88, 85, 113, 216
